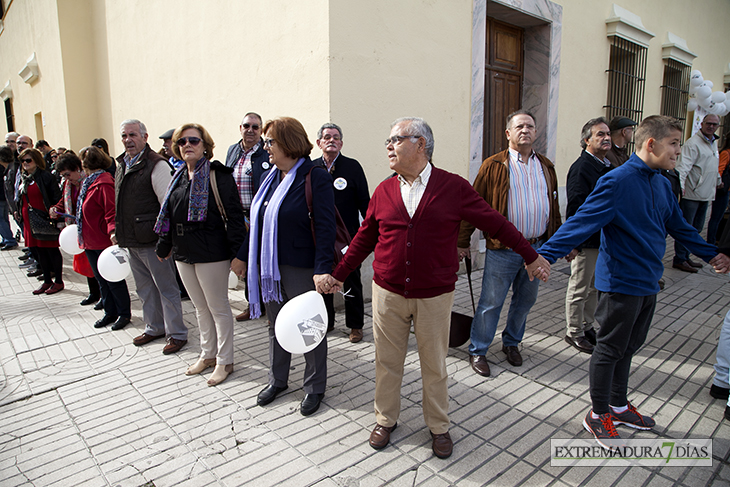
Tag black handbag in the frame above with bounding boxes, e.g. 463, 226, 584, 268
449, 256, 475, 348
26, 195, 61, 241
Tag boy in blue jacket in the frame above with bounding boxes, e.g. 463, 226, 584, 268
539, 115, 730, 446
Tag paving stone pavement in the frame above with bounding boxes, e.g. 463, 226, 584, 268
1, 239, 729, 487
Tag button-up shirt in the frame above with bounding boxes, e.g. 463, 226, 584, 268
507, 148, 550, 239
233, 141, 260, 210
398, 163, 432, 218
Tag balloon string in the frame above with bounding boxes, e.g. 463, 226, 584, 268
339, 288, 353, 298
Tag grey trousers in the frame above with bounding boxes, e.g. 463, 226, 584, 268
127, 246, 187, 340
265, 265, 327, 395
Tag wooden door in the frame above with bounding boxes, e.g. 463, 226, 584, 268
483, 18, 524, 160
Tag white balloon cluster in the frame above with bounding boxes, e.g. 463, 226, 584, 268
688, 70, 730, 116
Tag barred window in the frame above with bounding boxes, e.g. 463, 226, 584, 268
604, 36, 647, 136
4, 98, 14, 132
660, 59, 691, 135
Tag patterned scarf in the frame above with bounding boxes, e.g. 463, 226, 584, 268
63, 173, 85, 225
18, 170, 34, 196
247, 158, 305, 319
76, 170, 104, 247
154, 157, 210, 235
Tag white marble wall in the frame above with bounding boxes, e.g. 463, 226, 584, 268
470, 0, 563, 180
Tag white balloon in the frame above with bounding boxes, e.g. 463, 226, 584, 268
689, 85, 699, 96
98, 245, 131, 282
711, 91, 726, 103
275, 290, 328, 354
690, 77, 703, 87
687, 99, 698, 112
697, 86, 712, 99
59, 224, 83, 255
712, 102, 726, 115
725, 92, 730, 104
228, 271, 238, 289
706, 80, 714, 89
690, 70, 702, 79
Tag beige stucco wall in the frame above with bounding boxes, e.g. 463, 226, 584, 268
101, 0, 331, 158
552, 0, 730, 182
328, 0, 473, 184
0, 0, 70, 147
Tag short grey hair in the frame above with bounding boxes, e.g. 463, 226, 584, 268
120, 119, 147, 136
317, 123, 343, 140
242, 112, 262, 125
391, 117, 434, 161
580, 117, 609, 149
5, 132, 19, 140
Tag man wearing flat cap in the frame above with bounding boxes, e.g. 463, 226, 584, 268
158, 129, 181, 168
605, 117, 637, 168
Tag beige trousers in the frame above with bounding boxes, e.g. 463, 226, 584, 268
176, 260, 235, 365
371, 282, 453, 434
565, 248, 599, 337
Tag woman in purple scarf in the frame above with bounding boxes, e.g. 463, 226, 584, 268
231, 117, 337, 416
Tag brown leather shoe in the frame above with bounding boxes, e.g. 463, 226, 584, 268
431, 431, 453, 458
163, 338, 187, 355
236, 310, 250, 322
469, 355, 491, 377
673, 261, 698, 273
564, 335, 594, 354
687, 258, 703, 268
369, 423, 397, 450
349, 329, 363, 343
132, 333, 166, 346
502, 345, 523, 366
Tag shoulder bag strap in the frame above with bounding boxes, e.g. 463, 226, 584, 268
209, 169, 227, 229
305, 166, 317, 246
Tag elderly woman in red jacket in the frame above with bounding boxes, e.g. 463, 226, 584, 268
77, 146, 131, 330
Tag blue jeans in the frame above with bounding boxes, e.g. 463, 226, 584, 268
469, 245, 541, 355
674, 199, 709, 264
0, 200, 17, 246
713, 308, 730, 408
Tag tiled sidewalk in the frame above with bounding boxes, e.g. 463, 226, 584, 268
0, 240, 729, 487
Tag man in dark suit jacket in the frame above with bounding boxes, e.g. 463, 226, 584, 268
313, 123, 370, 342
225, 112, 271, 321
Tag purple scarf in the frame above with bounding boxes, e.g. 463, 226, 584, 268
154, 158, 210, 234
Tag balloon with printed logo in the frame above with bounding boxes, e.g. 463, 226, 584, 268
58, 224, 83, 255
690, 70, 703, 83
98, 245, 131, 282
712, 102, 727, 116
274, 290, 328, 354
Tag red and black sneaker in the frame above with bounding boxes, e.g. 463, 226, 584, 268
611, 402, 655, 430
582, 409, 621, 448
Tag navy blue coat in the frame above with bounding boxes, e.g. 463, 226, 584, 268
237, 158, 336, 275
225, 139, 270, 196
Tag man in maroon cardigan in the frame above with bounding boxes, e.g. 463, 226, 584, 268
319, 117, 550, 459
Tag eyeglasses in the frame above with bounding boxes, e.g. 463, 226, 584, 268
176, 137, 202, 147
263, 138, 275, 148
384, 135, 420, 147
20, 158, 33, 164
242, 123, 260, 131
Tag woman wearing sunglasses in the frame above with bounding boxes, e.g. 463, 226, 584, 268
16, 148, 64, 295
230, 117, 336, 416
155, 123, 246, 386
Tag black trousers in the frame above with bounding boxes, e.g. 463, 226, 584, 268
34, 247, 63, 285
322, 265, 364, 330
590, 292, 656, 414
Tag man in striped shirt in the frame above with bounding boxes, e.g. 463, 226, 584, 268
458, 110, 562, 377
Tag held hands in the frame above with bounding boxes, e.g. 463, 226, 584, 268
524, 255, 551, 282
314, 274, 343, 294
230, 258, 247, 277
709, 253, 730, 274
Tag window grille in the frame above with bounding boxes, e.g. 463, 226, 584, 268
604, 36, 647, 153
660, 59, 691, 135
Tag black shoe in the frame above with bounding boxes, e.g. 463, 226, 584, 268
257, 385, 288, 406
710, 384, 730, 400
94, 300, 104, 310
300, 393, 324, 416
584, 327, 597, 346
565, 335, 594, 354
93, 315, 118, 328
725, 405, 730, 421
111, 316, 131, 330
80, 294, 100, 306
27, 268, 43, 277
1, 243, 18, 250
18, 253, 31, 261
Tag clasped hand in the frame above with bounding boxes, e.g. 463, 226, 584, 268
314, 274, 343, 294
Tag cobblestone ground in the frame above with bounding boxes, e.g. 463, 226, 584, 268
1, 237, 729, 487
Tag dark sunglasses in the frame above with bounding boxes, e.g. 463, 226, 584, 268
20, 158, 34, 163
242, 123, 260, 130
176, 137, 202, 147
